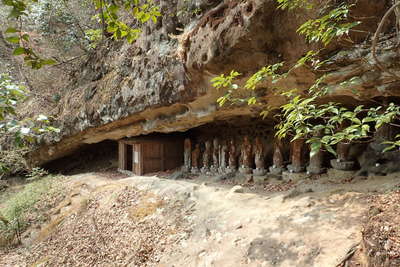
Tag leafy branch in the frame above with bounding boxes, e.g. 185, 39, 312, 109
93, 0, 161, 43
0, 74, 59, 148
297, 3, 360, 46
2, 0, 161, 68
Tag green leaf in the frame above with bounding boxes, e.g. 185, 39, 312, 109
383, 145, 396, 153
12, 47, 26, 56
247, 97, 257, 105
21, 34, 29, 41
5, 27, 18, 33
325, 144, 337, 156
5, 36, 20, 44
362, 117, 375, 123
41, 59, 57, 65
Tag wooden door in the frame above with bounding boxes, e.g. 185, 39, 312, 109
164, 140, 183, 170
143, 142, 163, 174
118, 142, 127, 170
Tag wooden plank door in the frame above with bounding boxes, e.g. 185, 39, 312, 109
164, 140, 184, 170
118, 142, 127, 170
143, 142, 163, 174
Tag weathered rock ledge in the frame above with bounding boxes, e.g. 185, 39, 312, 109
27, 0, 399, 166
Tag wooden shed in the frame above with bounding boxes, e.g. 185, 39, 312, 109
118, 136, 184, 175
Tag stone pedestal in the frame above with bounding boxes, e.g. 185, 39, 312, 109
253, 175, 268, 184
253, 168, 267, 176
210, 165, 219, 174
200, 166, 210, 174
330, 159, 355, 171
287, 164, 305, 173
239, 166, 252, 174
307, 165, 325, 174
226, 166, 237, 173
191, 167, 200, 174
282, 171, 310, 182
218, 166, 228, 174
182, 166, 191, 173
269, 165, 285, 175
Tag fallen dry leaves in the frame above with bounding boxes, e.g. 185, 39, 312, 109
1, 186, 188, 267
362, 190, 400, 266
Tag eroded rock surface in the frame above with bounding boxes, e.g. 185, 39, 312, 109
27, 0, 397, 166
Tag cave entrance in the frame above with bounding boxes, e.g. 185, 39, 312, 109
43, 140, 119, 175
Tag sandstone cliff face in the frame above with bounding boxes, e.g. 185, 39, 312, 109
28, 0, 396, 166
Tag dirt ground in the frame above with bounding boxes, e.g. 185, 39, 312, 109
1, 171, 400, 266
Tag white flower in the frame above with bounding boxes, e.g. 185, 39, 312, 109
20, 127, 31, 134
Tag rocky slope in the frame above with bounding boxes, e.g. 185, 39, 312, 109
2, 172, 400, 266
25, 0, 397, 166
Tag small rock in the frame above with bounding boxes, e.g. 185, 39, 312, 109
306, 201, 316, 207
230, 185, 244, 194
198, 249, 207, 257
233, 238, 242, 246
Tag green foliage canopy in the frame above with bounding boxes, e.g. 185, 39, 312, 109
1, 0, 161, 68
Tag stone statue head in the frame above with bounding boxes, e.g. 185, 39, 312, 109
213, 138, 219, 147
184, 138, 191, 147
255, 136, 262, 146
205, 140, 211, 149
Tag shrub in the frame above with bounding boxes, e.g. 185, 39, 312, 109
0, 175, 61, 247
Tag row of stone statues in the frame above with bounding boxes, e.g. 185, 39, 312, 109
184, 136, 357, 176
183, 136, 286, 176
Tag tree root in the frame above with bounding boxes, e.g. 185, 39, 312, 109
336, 242, 359, 267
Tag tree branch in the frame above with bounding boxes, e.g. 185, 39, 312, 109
372, 2, 400, 80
